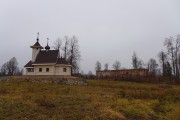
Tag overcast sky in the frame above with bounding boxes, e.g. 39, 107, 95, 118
0, 0, 180, 73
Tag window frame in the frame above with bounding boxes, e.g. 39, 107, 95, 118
46, 68, 49, 72
39, 68, 42, 72
63, 68, 67, 72
27, 68, 34, 72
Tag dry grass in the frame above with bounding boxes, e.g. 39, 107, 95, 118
0, 79, 180, 120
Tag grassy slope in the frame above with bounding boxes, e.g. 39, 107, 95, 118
0, 80, 180, 120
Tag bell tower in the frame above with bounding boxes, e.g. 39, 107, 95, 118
30, 33, 43, 62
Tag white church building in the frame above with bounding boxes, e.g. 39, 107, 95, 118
24, 34, 72, 76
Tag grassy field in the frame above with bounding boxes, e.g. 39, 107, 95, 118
0, 79, 180, 120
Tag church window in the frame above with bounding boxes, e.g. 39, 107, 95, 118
63, 68, 67, 72
27, 68, 34, 72
39, 68, 42, 72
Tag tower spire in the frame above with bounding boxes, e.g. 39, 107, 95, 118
47, 37, 49, 44
30, 32, 43, 49
37, 32, 39, 42
45, 37, 50, 51
30, 32, 43, 62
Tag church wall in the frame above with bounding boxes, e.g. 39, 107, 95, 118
25, 69, 35, 75
34, 65, 55, 75
55, 66, 71, 76
25, 65, 71, 76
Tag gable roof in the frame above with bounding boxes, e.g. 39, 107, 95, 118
33, 50, 59, 64
34, 41, 41, 46
24, 61, 33, 67
30, 41, 44, 49
57, 57, 69, 64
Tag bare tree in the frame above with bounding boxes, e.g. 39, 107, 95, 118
158, 51, 167, 76
7, 57, 18, 75
53, 35, 81, 74
132, 52, 139, 69
67, 36, 81, 74
1, 57, 19, 76
104, 63, 109, 70
53, 37, 62, 50
53, 36, 69, 59
164, 37, 175, 75
1, 62, 7, 76
138, 59, 144, 69
175, 34, 180, 77
62, 36, 69, 59
132, 52, 145, 69
164, 35, 180, 77
178, 53, 180, 75
148, 58, 158, 76
95, 61, 101, 71
112, 60, 121, 70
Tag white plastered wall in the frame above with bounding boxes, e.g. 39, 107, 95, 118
55, 65, 71, 76
34, 65, 55, 75
25, 65, 71, 76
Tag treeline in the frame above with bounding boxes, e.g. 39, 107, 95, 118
94, 52, 159, 77
0, 57, 23, 76
94, 34, 180, 78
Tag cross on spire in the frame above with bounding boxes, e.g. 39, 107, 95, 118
45, 37, 50, 50
47, 37, 49, 44
37, 32, 39, 42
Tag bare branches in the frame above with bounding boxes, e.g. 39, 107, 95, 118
62, 36, 69, 59
164, 35, 180, 76
112, 60, 121, 70
95, 61, 101, 71
158, 51, 167, 76
53, 35, 81, 74
104, 63, 109, 70
68, 36, 81, 74
148, 58, 158, 76
53, 37, 62, 50
0, 57, 19, 76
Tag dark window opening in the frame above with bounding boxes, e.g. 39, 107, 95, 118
27, 68, 34, 72
39, 68, 42, 72
63, 68, 67, 72
46, 68, 49, 72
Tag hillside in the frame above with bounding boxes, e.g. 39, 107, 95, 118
0, 79, 180, 120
